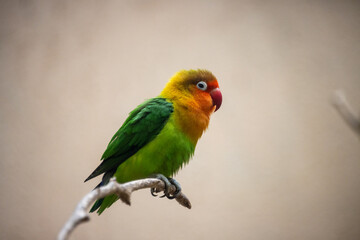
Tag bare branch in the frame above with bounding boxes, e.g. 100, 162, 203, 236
332, 90, 360, 138
58, 178, 191, 240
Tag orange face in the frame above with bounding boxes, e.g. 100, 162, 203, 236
189, 78, 222, 113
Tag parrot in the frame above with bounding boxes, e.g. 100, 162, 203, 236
85, 69, 222, 214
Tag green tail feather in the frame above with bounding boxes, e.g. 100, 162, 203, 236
90, 193, 119, 214
93, 194, 119, 214
89, 169, 117, 214
90, 198, 104, 213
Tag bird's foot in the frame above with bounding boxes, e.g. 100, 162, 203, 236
167, 178, 181, 199
150, 174, 181, 199
150, 174, 171, 197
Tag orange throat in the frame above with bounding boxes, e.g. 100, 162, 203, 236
172, 99, 214, 144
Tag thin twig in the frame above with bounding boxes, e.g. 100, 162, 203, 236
332, 90, 360, 138
58, 178, 191, 240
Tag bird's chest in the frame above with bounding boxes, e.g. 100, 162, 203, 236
115, 117, 195, 181
143, 118, 195, 176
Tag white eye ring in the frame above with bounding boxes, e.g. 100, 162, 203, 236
196, 81, 207, 91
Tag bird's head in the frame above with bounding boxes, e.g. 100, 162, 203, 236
160, 69, 222, 114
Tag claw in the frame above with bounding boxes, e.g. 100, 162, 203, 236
167, 178, 181, 199
150, 187, 158, 197
149, 174, 171, 197
149, 174, 181, 199
159, 194, 167, 198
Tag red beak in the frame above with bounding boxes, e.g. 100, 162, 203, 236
210, 88, 222, 112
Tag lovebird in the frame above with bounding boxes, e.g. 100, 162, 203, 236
85, 69, 222, 214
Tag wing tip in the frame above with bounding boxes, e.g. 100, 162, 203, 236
84, 172, 97, 182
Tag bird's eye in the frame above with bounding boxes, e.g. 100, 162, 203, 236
196, 81, 207, 91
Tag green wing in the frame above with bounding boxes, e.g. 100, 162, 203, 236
85, 98, 173, 183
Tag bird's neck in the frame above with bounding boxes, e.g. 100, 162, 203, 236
172, 101, 211, 144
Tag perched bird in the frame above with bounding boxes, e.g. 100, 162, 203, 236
85, 69, 222, 214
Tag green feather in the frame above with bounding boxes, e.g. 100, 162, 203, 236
85, 98, 173, 182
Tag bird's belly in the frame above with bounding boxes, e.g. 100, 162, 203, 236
114, 119, 195, 183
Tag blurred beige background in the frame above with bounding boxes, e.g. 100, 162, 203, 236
1, 0, 360, 239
